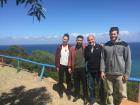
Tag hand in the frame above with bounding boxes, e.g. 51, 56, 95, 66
101, 71, 106, 80
122, 75, 129, 82
68, 68, 72, 74
56, 67, 59, 72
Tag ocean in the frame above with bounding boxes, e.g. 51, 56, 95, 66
0, 43, 140, 78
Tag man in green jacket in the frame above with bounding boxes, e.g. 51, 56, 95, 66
68, 35, 88, 105
100, 27, 131, 105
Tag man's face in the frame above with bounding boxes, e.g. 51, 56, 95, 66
63, 36, 69, 45
110, 30, 118, 42
88, 36, 95, 45
76, 37, 83, 45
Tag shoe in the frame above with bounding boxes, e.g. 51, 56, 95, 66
58, 90, 63, 98
89, 102, 97, 105
67, 94, 71, 100
73, 97, 79, 102
89, 102, 93, 105
65, 89, 71, 100
59, 92, 63, 98
93, 102, 99, 105
83, 99, 88, 105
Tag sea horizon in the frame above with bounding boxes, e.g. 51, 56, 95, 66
0, 42, 140, 78
0, 41, 140, 45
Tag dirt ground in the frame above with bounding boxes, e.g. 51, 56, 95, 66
0, 65, 87, 105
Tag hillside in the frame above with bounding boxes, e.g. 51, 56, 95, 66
0, 65, 86, 105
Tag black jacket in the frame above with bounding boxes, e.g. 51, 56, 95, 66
84, 44, 102, 72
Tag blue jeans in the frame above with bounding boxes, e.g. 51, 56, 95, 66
87, 71, 105, 105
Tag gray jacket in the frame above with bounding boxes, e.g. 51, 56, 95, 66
100, 40, 131, 76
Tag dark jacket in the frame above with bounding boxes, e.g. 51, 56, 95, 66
55, 44, 71, 68
84, 44, 102, 72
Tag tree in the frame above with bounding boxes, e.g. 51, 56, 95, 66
29, 50, 55, 65
3, 45, 28, 67
0, 0, 45, 22
4, 45, 28, 58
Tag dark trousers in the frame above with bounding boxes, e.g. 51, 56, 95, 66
58, 65, 72, 90
87, 71, 105, 105
73, 68, 88, 99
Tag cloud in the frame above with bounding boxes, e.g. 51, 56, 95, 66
0, 31, 139, 45
120, 30, 130, 35
92, 31, 140, 43
119, 31, 140, 42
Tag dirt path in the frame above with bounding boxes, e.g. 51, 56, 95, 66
0, 65, 85, 105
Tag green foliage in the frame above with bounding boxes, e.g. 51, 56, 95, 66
4, 45, 28, 58
29, 50, 55, 65
44, 69, 58, 81
127, 82, 138, 101
0, 0, 45, 21
0, 45, 139, 104
1, 45, 57, 79
2, 45, 28, 66
26, 50, 55, 74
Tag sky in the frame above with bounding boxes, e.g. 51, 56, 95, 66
0, 0, 140, 45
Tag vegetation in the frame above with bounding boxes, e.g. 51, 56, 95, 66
0, 0, 45, 21
113, 81, 139, 105
0, 45, 57, 80
0, 45, 139, 104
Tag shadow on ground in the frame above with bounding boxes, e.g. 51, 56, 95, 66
0, 86, 52, 105
53, 83, 74, 100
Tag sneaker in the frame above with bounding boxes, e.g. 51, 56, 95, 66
67, 94, 71, 100
73, 96, 79, 102
83, 99, 88, 105
89, 102, 98, 105
93, 102, 99, 105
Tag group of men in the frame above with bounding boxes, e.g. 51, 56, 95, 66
55, 27, 132, 105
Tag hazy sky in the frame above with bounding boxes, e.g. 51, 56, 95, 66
0, 0, 140, 44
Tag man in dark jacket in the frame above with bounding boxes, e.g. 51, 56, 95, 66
55, 33, 72, 99
84, 34, 105, 105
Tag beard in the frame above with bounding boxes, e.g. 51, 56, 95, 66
110, 36, 118, 42
76, 43, 82, 49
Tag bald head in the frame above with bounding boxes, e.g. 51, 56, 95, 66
87, 34, 95, 45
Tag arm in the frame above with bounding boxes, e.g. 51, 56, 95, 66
68, 47, 72, 73
84, 47, 88, 62
55, 45, 60, 71
100, 47, 106, 80
123, 45, 132, 81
